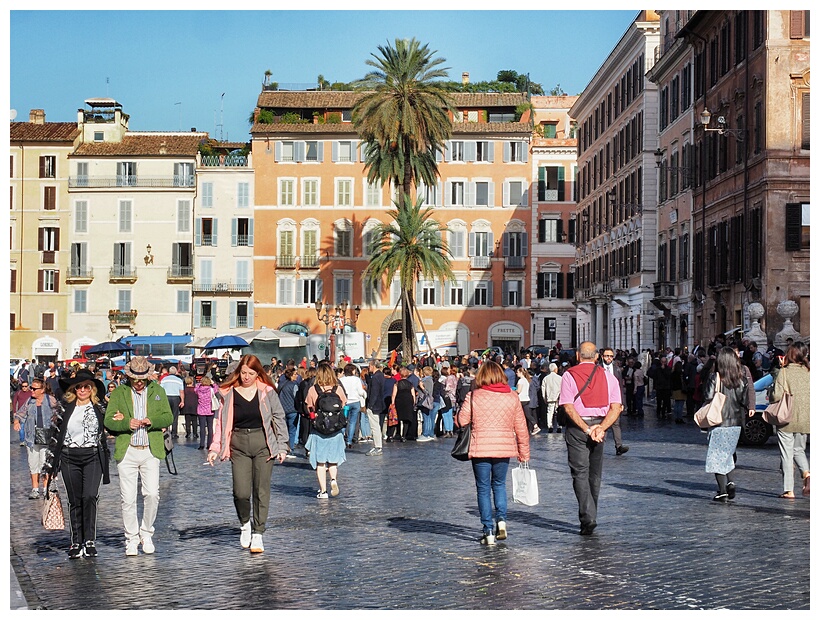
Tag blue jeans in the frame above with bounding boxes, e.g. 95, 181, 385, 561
345, 402, 364, 443
673, 399, 685, 420
471, 458, 510, 534
634, 386, 645, 415
285, 412, 299, 448
441, 406, 454, 432
422, 402, 440, 437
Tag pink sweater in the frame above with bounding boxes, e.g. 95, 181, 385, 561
456, 387, 530, 460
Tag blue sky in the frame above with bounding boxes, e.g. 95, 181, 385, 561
9, 9, 637, 143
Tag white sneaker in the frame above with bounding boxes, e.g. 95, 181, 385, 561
330, 479, 339, 497
125, 541, 139, 556
531, 425, 541, 436
480, 533, 496, 546
240, 521, 251, 548
250, 533, 264, 553
496, 520, 507, 540
141, 536, 155, 554
417, 436, 433, 442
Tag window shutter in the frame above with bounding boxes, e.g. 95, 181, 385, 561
567, 272, 574, 299
503, 182, 510, 206
466, 281, 475, 307
444, 181, 452, 207
487, 181, 495, 207
123, 242, 131, 268
318, 141, 325, 162
247, 302, 254, 329
537, 273, 545, 298
435, 283, 442, 307
465, 141, 476, 162
557, 166, 565, 200
443, 282, 451, 307
487, 142, 495, 163
194, 302, 200, 327
230, 301, 237, 328
211, 302, 217, 326
521, 187, 529, 207
331, 142, 338, 162
195, 218, 201, 246
486, 282, 494, 306
231, 218, 237, 247
503, 142, 511, 162
212, 219, 218, 246
38, 228, 44, 251
785, 203, 802, 251
465, 182, 475, 207
502, 232, 510, 257
557, 219, 564, 241
316, 278, 323, 300
522, 232, 528, 256
790, 10, 805, 38
296, 279, 304, 305
248, 219, 254, 246
802, 93, 810, 150
468, 232, 476, 257
436, 147, 443, 163
444, 141, 452, 162
351, 141, 358, 163
538, 219, 546, 242
488, 231, 494, 252
568, 218, 576, 244
501, 281, 509, 307
538, 167, 546, 201
557, 273, 564, 299
295, 141, 305, 162
274, 141, 282, 162
39, 157, 46, 178
37, 269, 44, 292
521, 141, 528, 162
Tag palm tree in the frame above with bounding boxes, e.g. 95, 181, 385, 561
363, 196, 453, 361
353, 37, 455, 203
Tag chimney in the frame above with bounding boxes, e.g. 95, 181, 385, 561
462, 72, 470, 85
29, 109, 46, 124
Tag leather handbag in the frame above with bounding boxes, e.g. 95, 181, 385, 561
163, 428, 178, 475
451, 392, 472, 461
694, 373, 725, 429
763, 391, 793, 426
42, 485, 65, 531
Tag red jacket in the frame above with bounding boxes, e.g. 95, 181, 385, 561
457, 386, 530, 460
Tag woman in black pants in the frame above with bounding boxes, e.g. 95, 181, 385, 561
45, 369, 110, 558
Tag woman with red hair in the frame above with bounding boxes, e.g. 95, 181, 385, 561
207, 355, 289, 554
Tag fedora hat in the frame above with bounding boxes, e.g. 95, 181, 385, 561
124, 356, 154, 380
59, 369, 106, 396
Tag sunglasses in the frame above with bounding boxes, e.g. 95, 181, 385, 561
75, 383, 93, 391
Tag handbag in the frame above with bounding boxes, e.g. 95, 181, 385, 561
163, 428, 178, 475
211, 390, 220, 413
42, 484, 65, 530
34, 426, 51, 446
387, 403, 398, 427
512, 462, 539, 506
763, 391, 793, 426
694, 373, 725, 429
451, 392, 473, 461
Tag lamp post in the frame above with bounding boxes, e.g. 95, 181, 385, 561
314, 299, 361, 362
699, 108, 746, 140
314, 300, 333, 360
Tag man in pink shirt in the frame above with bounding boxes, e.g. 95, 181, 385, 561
559, 341, 623, 535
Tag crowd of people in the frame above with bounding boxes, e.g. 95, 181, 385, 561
9, 334, 809, 556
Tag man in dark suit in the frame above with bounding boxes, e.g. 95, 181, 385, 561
364, 361, 385, 456
600, 348, 629, 455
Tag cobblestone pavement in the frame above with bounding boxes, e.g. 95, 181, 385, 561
8, 405, 811, 610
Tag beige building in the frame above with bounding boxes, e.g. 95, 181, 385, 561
529, 95, 580, 350
571, 10, 662, 352
65, 99, 205, 350
10, 109, 80, 361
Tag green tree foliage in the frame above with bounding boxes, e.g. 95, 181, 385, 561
363, 196, 454, 360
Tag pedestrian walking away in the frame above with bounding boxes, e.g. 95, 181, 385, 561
207, 355, 289, 553
456, 360, 530, 545
559, 342, 623, 535
303, 362, 348, 499
104, 356, 173, 556
44, 369, 111, 559
771, 342, 810, 499
600, 348, 628, 455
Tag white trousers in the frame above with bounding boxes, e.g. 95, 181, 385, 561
117, 445, 160, 544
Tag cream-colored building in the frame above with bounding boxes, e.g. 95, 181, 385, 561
529, 95, 580, 350
192, 145, 255, 337
10, 109, 80, 361
571, 11, 661, 352
65, 99, 205, 351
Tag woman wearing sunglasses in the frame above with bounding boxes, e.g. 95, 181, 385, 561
44, 369, 111, 558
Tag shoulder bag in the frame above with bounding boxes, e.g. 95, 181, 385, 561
694, 373, 725, 429
556, 365, 599, 427
451, 391, 472, 461
763, 391, 793, 426
163, 428, 178, 475
42, 483, 65, 531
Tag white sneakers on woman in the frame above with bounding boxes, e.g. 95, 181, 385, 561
240, 521, 251, 548
250, 533, 264, 553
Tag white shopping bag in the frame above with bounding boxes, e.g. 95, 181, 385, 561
512, 462, 539, 506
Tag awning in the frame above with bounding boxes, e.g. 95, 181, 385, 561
34, 347, 59, 356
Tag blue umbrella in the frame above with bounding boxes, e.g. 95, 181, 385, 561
204, 335, 249, 350
85, 341, 135, 356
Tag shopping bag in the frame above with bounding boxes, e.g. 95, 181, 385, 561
763, 391, 793, 426
694, 374, 725, 429
511, 462, 539, 506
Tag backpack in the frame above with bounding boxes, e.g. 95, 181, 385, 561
455, 378, 473, 406
311, 385, 348, 436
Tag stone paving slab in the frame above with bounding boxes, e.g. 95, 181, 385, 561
8, 410, 811, 610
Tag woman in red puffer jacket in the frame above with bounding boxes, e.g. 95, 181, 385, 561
457, 360, 530, 546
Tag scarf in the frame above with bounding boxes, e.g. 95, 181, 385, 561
566, 363, 609, 408
482, 382, 512, 393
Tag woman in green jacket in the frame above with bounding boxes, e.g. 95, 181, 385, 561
772, 342, 810, 498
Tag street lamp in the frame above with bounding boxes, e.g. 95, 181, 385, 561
699, 108, 746, 140
314, 300, 333, 360
314, 299, 361, 362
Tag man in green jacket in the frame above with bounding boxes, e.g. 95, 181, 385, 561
104, 356, 173, 556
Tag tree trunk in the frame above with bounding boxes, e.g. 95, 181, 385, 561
401, 288, 416, 363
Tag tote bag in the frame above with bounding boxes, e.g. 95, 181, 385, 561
512, 462, 539, 506
694, 374, 725, 429
42, 486, 65, 530
763, 391, 793, 426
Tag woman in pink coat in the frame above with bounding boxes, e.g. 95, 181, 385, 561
457, 360, 530, 545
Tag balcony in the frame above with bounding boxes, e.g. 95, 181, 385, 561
470, 256, 491, 269
277, 255, 297, 269
66, 266, 94, 284
69, 175, 195, 189
200, 155, 248, 168
109, 266, 137, 283
589, 281, 611, 301
108, 309, 137, 331
610, 277, 630, 293
504, 256, 526, 270
653, 282, 677, 300
167, 266, 194, 283
300, 255, 320, 269
193, 280, 253, 294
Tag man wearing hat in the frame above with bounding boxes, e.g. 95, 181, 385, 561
104, 356, 173, 556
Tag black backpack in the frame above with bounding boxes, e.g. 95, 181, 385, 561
312, 385, 347, 436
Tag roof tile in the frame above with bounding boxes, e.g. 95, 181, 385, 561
10, 122, 80, 142
73, 133, 206, 157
